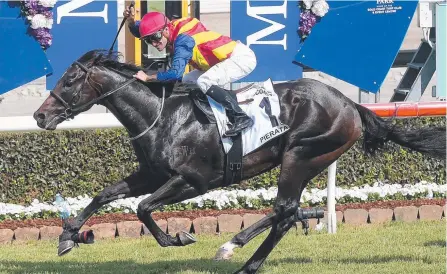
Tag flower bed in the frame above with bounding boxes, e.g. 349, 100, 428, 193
0, 200, 445, 232
1, 181, 445, 222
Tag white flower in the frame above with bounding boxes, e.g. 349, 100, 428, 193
426, 189, 433, 199
303, 0, 314, 9
29, 14, 54, 29
39, 0, 57, 8
315, 222, 325, 231
0, 181, 445, 220
311, 0, 329, 17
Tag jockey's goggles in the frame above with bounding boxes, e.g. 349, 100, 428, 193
143, 30, 163, 45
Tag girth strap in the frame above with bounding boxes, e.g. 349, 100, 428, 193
223, 133, 243, 186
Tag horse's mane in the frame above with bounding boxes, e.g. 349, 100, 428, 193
78, 49, 151, 75
77, 49, 199, 95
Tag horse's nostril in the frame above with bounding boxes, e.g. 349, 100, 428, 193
37, 113, 46, 121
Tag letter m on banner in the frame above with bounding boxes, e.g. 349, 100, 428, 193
230, 0, 302, 82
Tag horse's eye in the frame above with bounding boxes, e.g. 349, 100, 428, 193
64, 76, 76, 88
65, 80, 74, 88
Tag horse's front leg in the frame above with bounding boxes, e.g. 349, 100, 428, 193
58, 169, 154, 256
137, 175, 203, 247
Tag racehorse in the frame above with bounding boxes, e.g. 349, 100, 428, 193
33, 50, 445, 274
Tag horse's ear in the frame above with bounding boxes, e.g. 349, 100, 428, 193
92, 53, 103, 65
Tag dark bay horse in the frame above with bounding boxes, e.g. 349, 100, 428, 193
34, 50, 445, 274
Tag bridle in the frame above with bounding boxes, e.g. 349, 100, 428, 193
50, 61, 135, 120
49, 59, 166, 141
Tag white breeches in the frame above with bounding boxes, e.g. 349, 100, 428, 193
182, 41, 257, 93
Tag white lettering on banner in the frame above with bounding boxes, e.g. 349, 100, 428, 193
246, 0, 288, 50
368, 0, 401, 15
57, 0, 108, 24
377, 0, 394, 4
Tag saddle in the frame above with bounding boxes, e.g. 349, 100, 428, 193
189, 88, 217, 124
186, 83, 255, 124
175, 82, 255, 187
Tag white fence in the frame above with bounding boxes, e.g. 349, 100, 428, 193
0, 113, 121, 132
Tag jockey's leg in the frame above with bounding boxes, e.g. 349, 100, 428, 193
197, 41, 257, 137
205, 86, 254, 137
182, 69, 204, 84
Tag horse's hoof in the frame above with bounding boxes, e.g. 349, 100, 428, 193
177, 231, 196, 246
58, 240, 75, 256
214, 247, 234, 261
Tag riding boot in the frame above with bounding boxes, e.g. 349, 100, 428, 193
206, 85, 254, 137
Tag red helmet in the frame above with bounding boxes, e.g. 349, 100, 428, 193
139, 12, 169, 39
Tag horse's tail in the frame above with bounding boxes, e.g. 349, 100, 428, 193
354, 103, 446, 159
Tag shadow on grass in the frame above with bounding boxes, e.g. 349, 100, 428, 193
0, 259, 242, 274
424, 240, 446, 248
270, 254, 436, 266
324, 255, 435, 264
0, 253, 440, 274
264, 257, 314, 266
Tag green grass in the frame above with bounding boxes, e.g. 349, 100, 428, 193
0, 221, 445, 274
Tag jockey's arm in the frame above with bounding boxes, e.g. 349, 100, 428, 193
128, 20, 141, 38
156, 34, 195, 81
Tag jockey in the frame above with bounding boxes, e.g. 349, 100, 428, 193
123, 6, 257, 137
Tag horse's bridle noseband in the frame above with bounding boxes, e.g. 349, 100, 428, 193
49, 59, 165, 141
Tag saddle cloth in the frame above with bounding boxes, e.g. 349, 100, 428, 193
207, 78, 290, 156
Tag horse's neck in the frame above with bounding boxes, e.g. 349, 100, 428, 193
102, 80, 162, 138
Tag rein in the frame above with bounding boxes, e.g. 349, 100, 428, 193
50, 60, 166, 141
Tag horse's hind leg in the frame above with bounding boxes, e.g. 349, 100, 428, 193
234, 149, 305, 274
217, 174, 318, 259
216, 175, 317, 260
215, 183, 308, 260
215, 212, 275, 260
234, 129, 362, 273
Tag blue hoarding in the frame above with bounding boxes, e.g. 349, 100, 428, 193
0, 2, 53, 95
230, 0, 302, 82
46, 0, 118, 90
294, 1, 418, 93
